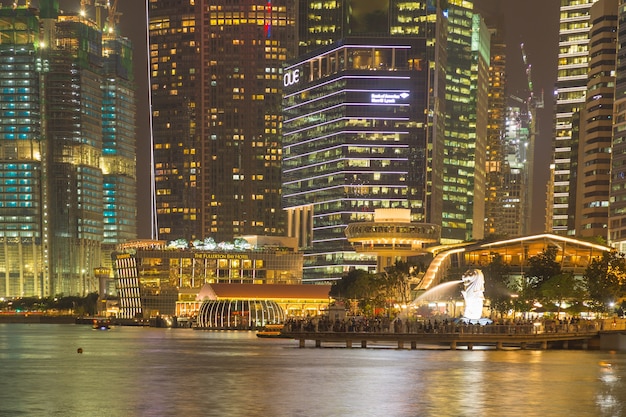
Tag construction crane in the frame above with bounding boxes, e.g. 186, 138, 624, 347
521, 42, 544, 112
80, 0, 107, 29
105, 0, 122, 34
518, 42, 543, 237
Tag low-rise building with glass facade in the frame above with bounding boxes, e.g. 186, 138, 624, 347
112, 237, 304, 319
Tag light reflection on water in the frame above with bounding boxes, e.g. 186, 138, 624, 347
0, 324, 624, 417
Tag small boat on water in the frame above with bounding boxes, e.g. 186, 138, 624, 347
256, 324, 287, 338
92, 319, 111, 330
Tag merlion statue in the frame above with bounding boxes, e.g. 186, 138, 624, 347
460, 269, 490, 324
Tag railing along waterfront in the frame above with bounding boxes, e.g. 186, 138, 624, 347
281, 318, 603, 350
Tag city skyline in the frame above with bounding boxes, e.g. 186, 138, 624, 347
106, 0, 559, 240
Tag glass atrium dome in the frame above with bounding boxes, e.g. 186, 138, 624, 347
196, 299, 285, 329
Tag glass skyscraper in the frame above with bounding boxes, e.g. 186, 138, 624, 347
0, 7, 45, 297
0, 2, 137, 297
283, 0, 489, 281
101, 33, 137, 246
442, 1, 488, 243
282, 39, 432, 281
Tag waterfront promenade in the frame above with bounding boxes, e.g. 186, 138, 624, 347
0, 312, 76, 324
281, 317, 613, 350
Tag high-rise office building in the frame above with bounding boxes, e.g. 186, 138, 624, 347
550, 0, 598, 236
0, 2, 137, 298
296, 0, 448, 225
611, 0, 626, 250
47, 13, 106, 296
148, 0, 296, 243
101, 30, 137, 247
282, 38, 434, 282
501, 106, 530, 237
283, 1, 490, 281
442, 1, 487, 243
484, 27, 507, 237
576, 0, 617, 240
0, 6, 45, 297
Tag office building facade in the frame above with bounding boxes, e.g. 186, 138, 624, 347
550, 0, 598, 235
0, 7, 45, 297
148, 0, 296, 243
284, 0, 493, 280
282, 38, 433, 281
484, 27, 508, 237
576, 0, 617, 240
442, 1, 487, 243
610, 0, 626, 250
296, 0, 448, 229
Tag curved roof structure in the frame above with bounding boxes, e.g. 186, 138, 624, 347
418, 234, 611, 292
196, 299, 285, 329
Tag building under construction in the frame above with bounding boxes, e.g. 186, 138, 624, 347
0, 0, 136, 298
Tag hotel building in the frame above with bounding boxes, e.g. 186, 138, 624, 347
112, 237, 304, 319
550, 0, 598, 235
148, 0, 296, 243
576, 0, 617, 240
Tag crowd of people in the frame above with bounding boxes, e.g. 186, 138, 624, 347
282, 315, 603, 335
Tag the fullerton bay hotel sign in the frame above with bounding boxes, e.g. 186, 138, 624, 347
193, 253, 249, 260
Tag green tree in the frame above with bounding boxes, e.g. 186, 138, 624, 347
540, 272, 584, 315
330, 269, 379, 314
377, 261, 420, 307
482, 253, 512, 317
584, 251, 626, 313
525, 245, 562, 301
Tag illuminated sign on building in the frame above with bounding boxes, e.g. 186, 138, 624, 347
283, 69, 300, 87
193, 253, 250, 260
370, 92, 410, 104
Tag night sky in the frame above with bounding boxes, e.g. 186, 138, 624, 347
56, 1, 560, 238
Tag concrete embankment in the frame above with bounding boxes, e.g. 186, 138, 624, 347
0, 314, 76, 324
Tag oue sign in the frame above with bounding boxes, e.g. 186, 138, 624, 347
283, 69, 300, 87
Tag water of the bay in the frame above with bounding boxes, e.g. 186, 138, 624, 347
0, 324, 625, 417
